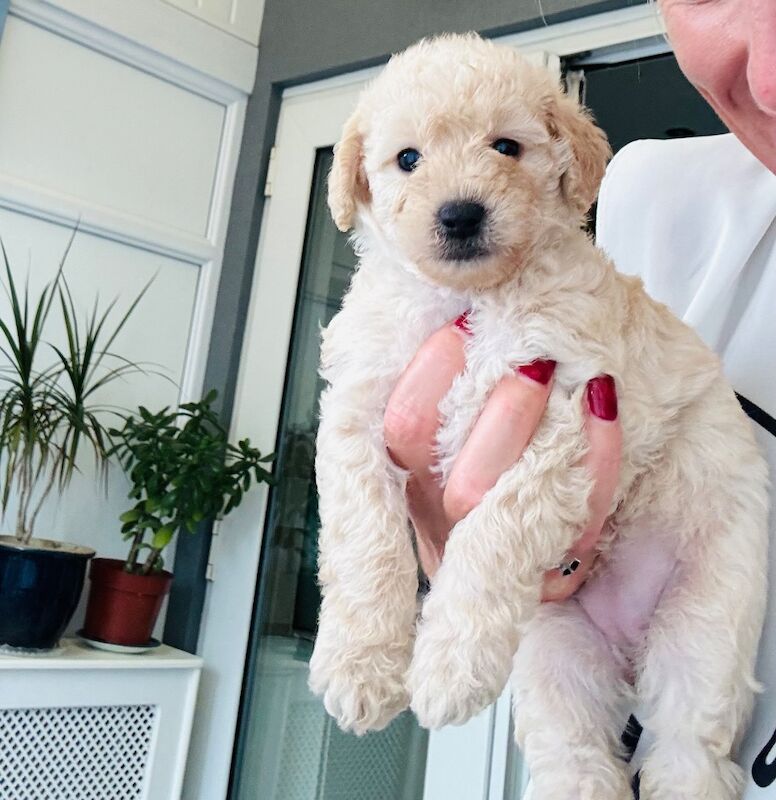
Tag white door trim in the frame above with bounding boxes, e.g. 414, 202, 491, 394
190, 5, 668, 799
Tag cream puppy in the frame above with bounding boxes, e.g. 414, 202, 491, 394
309, 33, 769, 800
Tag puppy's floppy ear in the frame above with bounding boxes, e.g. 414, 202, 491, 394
545, 92, 612, 217
328, 110, 371, 232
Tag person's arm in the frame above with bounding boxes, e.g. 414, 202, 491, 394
385, 313, 621, 600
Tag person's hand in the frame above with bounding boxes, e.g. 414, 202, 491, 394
384, 312, 622, 601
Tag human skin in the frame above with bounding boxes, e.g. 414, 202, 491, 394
385, 0, 776, 599
660, 0, 776, 175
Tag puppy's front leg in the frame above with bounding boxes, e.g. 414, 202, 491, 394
408, 409, 591, 728
309, 383, 418, 734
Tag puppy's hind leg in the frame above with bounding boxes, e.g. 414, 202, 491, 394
512, 602, 634, 800
636, 508, 767, 800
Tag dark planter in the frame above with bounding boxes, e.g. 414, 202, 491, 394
83, 558, 172, 646
0, 535, 95, 651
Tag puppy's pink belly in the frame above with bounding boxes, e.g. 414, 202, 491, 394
577, 534, 677, 652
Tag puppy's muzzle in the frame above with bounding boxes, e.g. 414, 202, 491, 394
436, 200, 489, 262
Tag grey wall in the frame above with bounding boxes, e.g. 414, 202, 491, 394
165, 0, 644, 651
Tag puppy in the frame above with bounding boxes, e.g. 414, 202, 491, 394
309, 33, 768, 800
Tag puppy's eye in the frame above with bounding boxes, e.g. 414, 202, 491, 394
492, 138, 522, 158
397, 148, 422, 172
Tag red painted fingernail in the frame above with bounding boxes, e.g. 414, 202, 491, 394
587, 375, 618, 420
454, 311, 472, 335
517, 359, 556, 385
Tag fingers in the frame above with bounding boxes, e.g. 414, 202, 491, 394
386, 311, 621, 603
577, 376, 622, 552
384, 315, 467, 473
443, 359, 556, 523
541, 375, 621, 602
385, 313, 469, 578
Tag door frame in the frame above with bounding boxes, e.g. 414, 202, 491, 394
186, 5, 669, 799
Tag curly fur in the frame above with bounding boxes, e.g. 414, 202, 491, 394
309, 33, 769, 799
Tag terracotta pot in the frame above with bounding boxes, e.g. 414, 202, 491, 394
0, 535, 95, 651
83, 558, 172, 645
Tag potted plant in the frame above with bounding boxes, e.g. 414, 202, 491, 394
0, 240, 147, 651
82, 391, 274, 647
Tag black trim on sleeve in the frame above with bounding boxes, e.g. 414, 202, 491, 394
621, 714, 643, 761
753, 725, 776, 787
621, 715, 643, 799
736, 393, 776, 438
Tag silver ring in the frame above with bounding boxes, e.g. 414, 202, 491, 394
557, 557, 581, 577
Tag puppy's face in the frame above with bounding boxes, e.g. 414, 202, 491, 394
329, 35, 612, 291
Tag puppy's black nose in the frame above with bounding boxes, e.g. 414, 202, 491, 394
437, 201, 485, 240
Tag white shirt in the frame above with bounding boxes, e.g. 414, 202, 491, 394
597, 133, 776, 796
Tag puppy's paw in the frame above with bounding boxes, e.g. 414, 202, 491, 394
409, 668, 492, 729
321, 669, 409, 735
407, 613, 509, 728
639, 749, 743, 800
309, 643, 410, 734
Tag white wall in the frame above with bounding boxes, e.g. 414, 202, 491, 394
0, 0, 258, 633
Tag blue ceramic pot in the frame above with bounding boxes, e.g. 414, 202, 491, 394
0, 536, 95, 651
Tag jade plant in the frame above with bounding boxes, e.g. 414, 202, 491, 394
0, 239, 147, 543
110, 391, 274, 575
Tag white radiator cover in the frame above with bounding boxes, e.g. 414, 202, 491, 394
0, 640, 202, 800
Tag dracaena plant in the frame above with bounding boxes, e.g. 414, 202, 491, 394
0, 236, 148, 543
109, 391, 274, 575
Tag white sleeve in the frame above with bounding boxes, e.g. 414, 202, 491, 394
595, 139, 656, 279
594, 138, 712, 322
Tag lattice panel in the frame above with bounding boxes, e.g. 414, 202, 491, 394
322, 712, 419, 800
0, 704, 157, 800
274, 702, 326, 800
